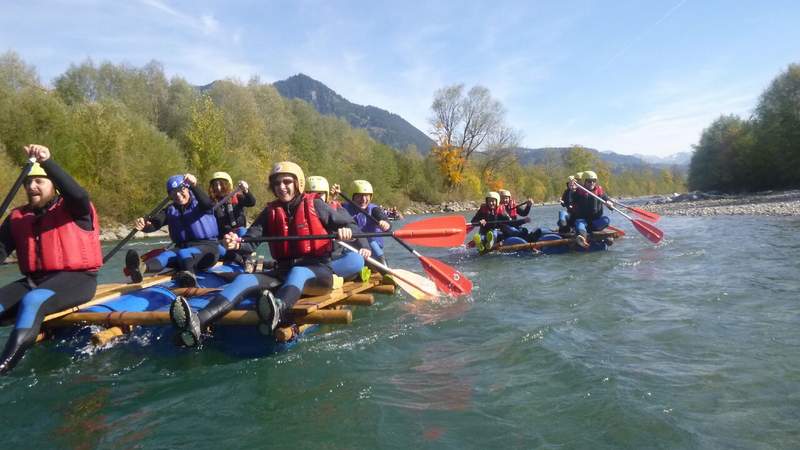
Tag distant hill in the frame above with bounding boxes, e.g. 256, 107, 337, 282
634, 152, 692, 166
272, 74, 435, 154
513, 147, 688, 173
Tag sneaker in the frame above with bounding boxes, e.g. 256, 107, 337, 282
473, 233, 484, 252
169, 295, 201, 347
485, 231, 495, 250
173, 270, 198, 288
256, 290, 284, 335
124, 250, 143, 283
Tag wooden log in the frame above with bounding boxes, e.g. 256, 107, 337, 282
170, 287, 220, 297
340, 293, 374, 306
366, 284, 396, 295
275, 323, 315, 342
46, 308, 351, 327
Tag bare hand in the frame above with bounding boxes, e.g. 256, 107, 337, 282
337, 227, 353, 241
330, 183, 341, 198
526, 198, 533, 205
24, 144, 51, 162
358, 248, 372, 260
606, 200, 614, 209
479, 219, 487, 226
378, 220, 391, 232
238, 180, 249, 192
183, 173, 197, 187
223, 232, 241, 250
134, 217, 148, 231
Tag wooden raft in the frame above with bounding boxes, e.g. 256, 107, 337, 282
487, 227, 624, 254
42, 274, 396, 345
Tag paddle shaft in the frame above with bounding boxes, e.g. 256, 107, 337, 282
339, 191, 418, 253
0, 158, 36, 220
243, 230, 440, 243
335, 240, 435, 297
573, 182, 634, 221
211, 187, 243, 212
102, 194, 173, 263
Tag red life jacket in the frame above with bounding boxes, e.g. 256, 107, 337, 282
9, 198, 103, 274
505, 199, 518, 219
265, 193, 332, 260
478, 204, 505, 217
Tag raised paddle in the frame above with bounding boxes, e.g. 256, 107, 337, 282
339, 193, 472, 297
609, 198, 660, 223
0, 157, 36, 220
574, 183, 663, 244
211, 186, 243, 212
102, 191, 180, 263
336, 240, 438, 300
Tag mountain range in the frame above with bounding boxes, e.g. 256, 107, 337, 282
272, 74, 435, 154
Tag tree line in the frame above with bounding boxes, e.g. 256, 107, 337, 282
1, 51, 684, 226
689, 64, 800, 192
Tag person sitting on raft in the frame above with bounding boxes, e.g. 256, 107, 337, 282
470, 191, 510, 251
341, 180, 391, 266
125, 173, 220, 287
307, 175, 341, 209
573, 170, 613, 248
498, 189, 534, 240
0, 145, 102, 374
168, 161, 369, 347
208, 171, 255, 265
557, 174, 580, 233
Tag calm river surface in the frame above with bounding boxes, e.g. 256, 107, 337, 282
1, 205, 799, 449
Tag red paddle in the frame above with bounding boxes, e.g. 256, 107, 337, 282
610, 198, 661, 223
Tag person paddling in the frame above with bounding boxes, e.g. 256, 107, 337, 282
341, 180, 391, 266
168, 162, 368, 347
0, 145, 102, 374
124, 174, 220, 287
209, 171, 255, 265
557, 174, 580, 233
573, 170, 613, 248
470, 191, 509, 251
499, 189, 532, 219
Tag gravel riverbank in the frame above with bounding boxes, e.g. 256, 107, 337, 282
643, 190, 800, 216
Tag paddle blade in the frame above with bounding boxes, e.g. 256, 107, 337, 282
606, 225, 627, 237
418, 255, 472, 297
628, 206, 661, 223
393, 228, 465, 248
391, 269, 439, 300
633, 219, 663, 244
397, 215, 467, 247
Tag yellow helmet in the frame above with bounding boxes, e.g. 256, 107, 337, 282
568, 175, 575, 181
270, 161, 305, 194
576, 172, 585, 180
210, 171, 233, 187
583, 170, 598, 181
498, 189, 511, 198
352, 179, 374, 195
27, 162, 48, 178
486, 191, 500, 203
307, 176, 330, 193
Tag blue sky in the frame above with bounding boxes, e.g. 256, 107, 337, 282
2, 0, 799, 157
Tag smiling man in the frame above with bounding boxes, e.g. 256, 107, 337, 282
0, 144, 102, 374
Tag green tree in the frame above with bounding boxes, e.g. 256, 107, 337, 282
185, 95, 227, 181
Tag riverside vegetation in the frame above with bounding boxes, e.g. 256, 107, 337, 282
1, 51, 685, 229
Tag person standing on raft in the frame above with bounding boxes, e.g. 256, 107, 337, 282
0, 145, 102, 374
125, 173, 220, 287
208, 171, 255, 265
573, 170, 613, 248
341, 180, 391, 266
470, 191, 510, 251
168, 162, 368, 347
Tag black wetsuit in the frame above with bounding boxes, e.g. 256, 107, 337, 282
469, 207, 511, 236
141, 185, 220, 273
213, 190, 256, 265
0, 159, 99, 374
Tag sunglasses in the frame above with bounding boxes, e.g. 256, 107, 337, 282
271, 177, 294, 187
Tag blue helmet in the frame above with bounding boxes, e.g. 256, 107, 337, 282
166, 175, 185, 193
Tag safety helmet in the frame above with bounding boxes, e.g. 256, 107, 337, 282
27, 162, 48, 178
486, 191, 500, 203
269, 161, 305, 194
568, 175, 575, 181
166, 175, 186, 193
307, 176, 330, 193
352, 179, 374, 195
576, 172, 585, 180
210, 171, 233, 187
583, 170, 598, 181
498, 189, 511, 198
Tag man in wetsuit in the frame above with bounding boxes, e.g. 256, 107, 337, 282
0, 144, 102, 374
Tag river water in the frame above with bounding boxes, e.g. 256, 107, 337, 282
1, 205, 799, 449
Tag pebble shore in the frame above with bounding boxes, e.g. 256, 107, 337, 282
643, 190, 800, 217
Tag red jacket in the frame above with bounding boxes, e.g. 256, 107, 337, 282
265, 193, 332, 260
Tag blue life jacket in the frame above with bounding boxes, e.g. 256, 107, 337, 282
166, 196, 219, 244
344, 203, 383, 247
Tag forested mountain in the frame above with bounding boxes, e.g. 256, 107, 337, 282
273, 74, 434, 153
514, 147, 687, 173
